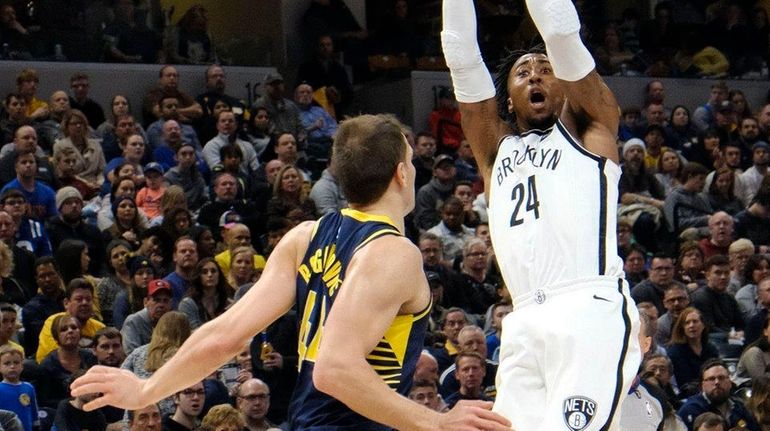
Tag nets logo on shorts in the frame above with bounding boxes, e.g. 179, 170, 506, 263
563, 396, 596, 431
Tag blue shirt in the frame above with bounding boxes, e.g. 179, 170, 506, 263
299, 105, 338, 142
15, 217, 52, 256
163, 271, 192, 309
0, 180, 58, 222
0, 381, 40, 431
146, 120, 200, 151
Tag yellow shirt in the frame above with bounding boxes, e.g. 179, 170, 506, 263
215, 250, 267, 279
36, 313, 105, 363
26, 97, 48, 117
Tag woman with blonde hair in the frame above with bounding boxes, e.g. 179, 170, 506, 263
53, 109, 105, 185
227, 246, 258, 290
200, 404, 245, 431
122, 311, 191, 416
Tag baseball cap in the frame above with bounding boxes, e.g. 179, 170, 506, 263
219, 210, 242, 227
433, 154, 455, 169
147, 279, 172, 297
144, 162, 164, 175
264, 72, 284, 84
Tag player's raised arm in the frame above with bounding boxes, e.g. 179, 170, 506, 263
70, 222, 313, 411
441, 0, 505, 183
313, 237, 513, 431
525, 0, 621, 162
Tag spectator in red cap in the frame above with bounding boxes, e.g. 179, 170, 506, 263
121, 279, 173, 355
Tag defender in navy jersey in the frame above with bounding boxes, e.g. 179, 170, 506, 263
71, 115, 512, 431
443, 0, 641, 429
288, 208, 431, 429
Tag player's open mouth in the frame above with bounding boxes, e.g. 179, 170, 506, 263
529, 91, 546, 107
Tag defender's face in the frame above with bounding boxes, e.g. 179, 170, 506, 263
507, 54, 564, 130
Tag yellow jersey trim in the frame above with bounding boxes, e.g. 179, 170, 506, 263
341, 208, 397, 226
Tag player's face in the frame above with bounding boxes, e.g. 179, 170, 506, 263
507, 53, 564, 131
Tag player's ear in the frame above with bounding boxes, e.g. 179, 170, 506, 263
507, 97, 513, 113
395, 161, 407, 187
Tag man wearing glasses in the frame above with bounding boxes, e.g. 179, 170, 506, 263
656, 284, 691, 346
631, 254, 683, 315
163, 381, 205, 431
677, 359, 759, 431
236, 379, 277, 431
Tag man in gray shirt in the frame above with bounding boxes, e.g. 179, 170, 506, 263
121, 280, 173, 354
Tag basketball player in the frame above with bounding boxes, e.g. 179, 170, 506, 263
442, 0, 641, 430
71, 114, 511, 431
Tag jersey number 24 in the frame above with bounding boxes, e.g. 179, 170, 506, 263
510, 175, 540, 227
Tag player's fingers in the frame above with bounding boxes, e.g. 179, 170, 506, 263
82, 395, 113, 412
456, 399, 494, 410
469, 407, 512, 427
70, 381, 113, 397
70, 370, 113, 391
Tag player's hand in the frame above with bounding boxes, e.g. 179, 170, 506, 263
436, 400, 513, 430
70, 365, 150, 411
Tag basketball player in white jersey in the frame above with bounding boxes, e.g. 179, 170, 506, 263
442, 0, 641, 430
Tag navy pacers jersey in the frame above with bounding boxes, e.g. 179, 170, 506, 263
287, 208, 431, 430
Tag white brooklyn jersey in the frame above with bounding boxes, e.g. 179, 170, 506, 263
488, 119, 624, 299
